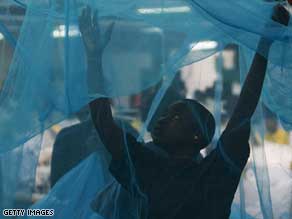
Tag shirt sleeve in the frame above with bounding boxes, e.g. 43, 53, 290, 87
109, 136, 158, 194
217, 120, 251, 174
90, 98, 157, 193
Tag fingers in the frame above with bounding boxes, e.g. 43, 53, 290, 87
85, 6, 92, 26
78, 6, 115, 52
93, 10, 99, 28
272, 4, 290, 26
103, 22, 115, 47
106, 21, 115, 37
79, 7, 89, 31
277, 4, 289, 19
78, 7, 86, 27
79, 5, 102, 27
79, 6, 92, 23
79, 6, 98, 36
93, 10, 101, 35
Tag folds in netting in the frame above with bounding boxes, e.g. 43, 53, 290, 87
0, 0, 292, 219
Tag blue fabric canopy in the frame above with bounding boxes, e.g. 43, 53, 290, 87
1, 0, 292, 218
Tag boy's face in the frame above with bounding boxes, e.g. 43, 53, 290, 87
151, 101, 200, 153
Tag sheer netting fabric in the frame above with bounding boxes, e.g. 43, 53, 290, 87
1, 1, 292, 219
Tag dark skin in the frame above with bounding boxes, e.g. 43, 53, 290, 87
151, 101, 204, 157
79, 5, 289, 162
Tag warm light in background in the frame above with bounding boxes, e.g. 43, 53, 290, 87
138, 6, 191, 14
191, 41, 218, 51
52, 25, 80, 38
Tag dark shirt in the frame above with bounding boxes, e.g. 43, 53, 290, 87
51, 120, 102, 186
109, 132, 249, 219
91, 99, 250, 219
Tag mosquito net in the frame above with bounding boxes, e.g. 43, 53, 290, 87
0, 0, 292, 219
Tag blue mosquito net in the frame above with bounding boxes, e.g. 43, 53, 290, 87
1, 0, 292, 218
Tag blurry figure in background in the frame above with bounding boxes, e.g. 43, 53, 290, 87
263, 105, 290, 145
50, 107, 104, 187
50, 106, 139, 187
80, 5, 289, 219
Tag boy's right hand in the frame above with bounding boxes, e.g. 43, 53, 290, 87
272, 4, 290, 26
78, 6, 115, 60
